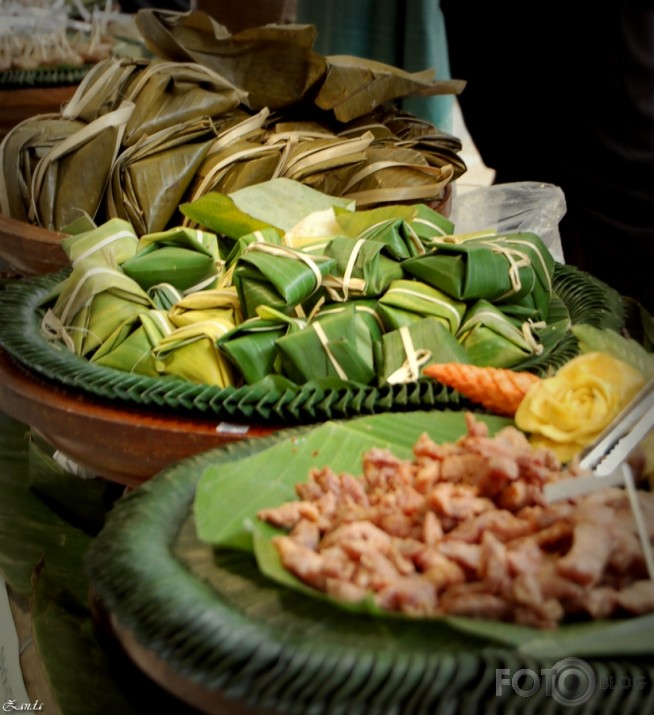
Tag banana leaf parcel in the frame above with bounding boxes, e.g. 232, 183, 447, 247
135, 9, 328, 112
402, 232, 555, 320
0, 115, 82, 223
456, 299, 544, 369
121, 60, 246, 147
60, 218, 139, 267
29, 102, 135, 231
121, 226, 221, 293
217, 308, 307, 385
322, 237, 404, 302
90, 308, 174, 376
377, 279, 467, 333
377, 316, 469, 385
232, 243, 337, 319
168, 286, 242, 327
40, 259, 154, 357
151, 318, 236, 387
107, 117, 218, 235
275, 308, 380, 385
333, 202, 454, 260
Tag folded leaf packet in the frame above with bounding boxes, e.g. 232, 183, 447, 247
60, 218, 139, 267
457, 300, 544, 369
275, 308, 382, 385
91, 309, 174, 376
121, 226, 221, 293
41, 259, 154, 357
402, 231, 555, 321
378, 279, 466, 333
233, 243, 337, 318
377, 316, 469, 385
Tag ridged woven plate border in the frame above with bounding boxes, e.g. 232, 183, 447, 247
85, 417, 654, 715
0, 263, 624, 425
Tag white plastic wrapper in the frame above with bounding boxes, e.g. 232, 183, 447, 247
448, 181, 567, 264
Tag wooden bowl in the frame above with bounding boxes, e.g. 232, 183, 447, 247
0, 348, 279, 487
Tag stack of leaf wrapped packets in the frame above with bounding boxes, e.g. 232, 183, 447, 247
39, 178, 565, 391
0, 10, 465, 235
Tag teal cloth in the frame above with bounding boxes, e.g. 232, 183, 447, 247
296, 0, 453, 132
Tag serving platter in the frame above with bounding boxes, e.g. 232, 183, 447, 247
86, 410, 654, 714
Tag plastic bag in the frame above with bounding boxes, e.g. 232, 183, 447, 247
448, 181, 567, 263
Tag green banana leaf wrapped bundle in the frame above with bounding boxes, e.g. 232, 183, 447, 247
322, 237, 404, 302
90, 308, 175, 376
60, 218, 139, 268
456, 299, 544, 369
232, 242, 337, 319
376, 316, 469, 386
151, 318, 237, 387
333, 202, 454, 260
147, 282, 184, 311
120, 61, 246, 147
275, 307, 381, 385
377, 279, 467, 333
40, 259, 154, 357
217, 307, 307, 385
223, 227, 284, 267
402, 231, 556, 321
0, 115, 87, 224
29, 102, 135, 231
121, 226, 222, 293
168, 286, 242, 328
106, 117, 218, 235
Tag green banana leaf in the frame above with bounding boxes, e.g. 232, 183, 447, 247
322, 237, 404, 301
60, 217, 139, 267
90, 308, 174, 375
275, 309, 380, 385
377, 316, 470, 385
233, 243, 337, 318
456, 299, 543, 369
378, 278, 466, 333
403, 231, 555, 320
122, 226, 221, 292
41, 260, 154, 356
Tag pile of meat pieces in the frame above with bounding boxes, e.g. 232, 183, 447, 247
257, 413, 654, 628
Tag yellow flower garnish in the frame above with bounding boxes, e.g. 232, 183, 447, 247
515, 352, 646, 462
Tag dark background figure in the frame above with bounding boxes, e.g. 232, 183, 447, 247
442, 1, 654, 312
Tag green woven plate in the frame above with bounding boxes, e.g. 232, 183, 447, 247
85, 411, 654, 714
0, 263, 626, 424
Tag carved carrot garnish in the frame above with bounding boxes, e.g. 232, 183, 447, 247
423, 362, 541, 417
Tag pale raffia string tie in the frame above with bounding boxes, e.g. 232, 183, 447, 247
387, 325, 432, 385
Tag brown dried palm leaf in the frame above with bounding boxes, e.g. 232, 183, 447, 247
107, 117, 217, 235
135, 9, 328, 111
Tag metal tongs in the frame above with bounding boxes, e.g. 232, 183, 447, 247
543, 376, 654, 579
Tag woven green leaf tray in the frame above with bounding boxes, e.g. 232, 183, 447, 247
0, 262, 627, 425
86, 411, 654, 714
